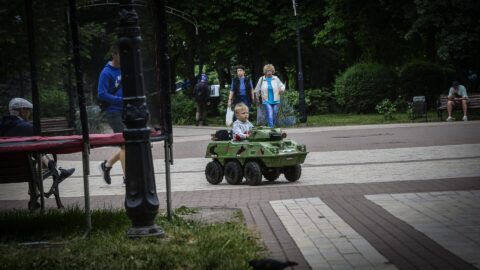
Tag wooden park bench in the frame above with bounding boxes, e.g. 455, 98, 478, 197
40, 116, 76, 136
437, 93, 480, 120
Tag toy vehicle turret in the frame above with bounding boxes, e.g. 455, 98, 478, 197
204, 127, 308, 186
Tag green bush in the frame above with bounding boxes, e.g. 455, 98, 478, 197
305, 88, 336, 114
75, 105, 105, 134
40, 88, 69, 117
334, 63, 397, 113
171, 91, 196, 125
216, 89, 230, 117
398, 61, 451, 108
277, 92, 297, 127
281, 90, 300, 114
375, 99, 397, 120
281, 89, 313, 115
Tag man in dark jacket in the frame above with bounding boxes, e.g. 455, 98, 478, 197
0, 97, 75, 209
228, 65, 254, 121
194, 73, 210, 126
0, 98, 34, 136
0, 98, 76, 181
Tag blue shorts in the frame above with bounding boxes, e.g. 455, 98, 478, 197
104, 111, 124, 133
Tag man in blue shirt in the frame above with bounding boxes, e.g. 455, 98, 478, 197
228, 65, 254, 113
98, 45, 125, 185
447, 81, 469, 121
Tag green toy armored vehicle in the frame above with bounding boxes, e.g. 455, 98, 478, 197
204, 127, 308, 186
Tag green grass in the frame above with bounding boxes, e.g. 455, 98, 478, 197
304, 111, 440, 126
207, 111, 445, 127
0, 207, 266, 270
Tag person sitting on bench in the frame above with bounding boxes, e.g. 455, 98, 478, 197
447, 81, 469, 122
0, 98, 75, 208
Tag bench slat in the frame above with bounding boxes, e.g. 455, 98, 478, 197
40, 117, 76, 136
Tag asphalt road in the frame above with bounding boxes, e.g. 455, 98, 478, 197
60, 121, 480, 161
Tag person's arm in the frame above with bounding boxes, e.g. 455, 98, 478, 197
461, 86, 469, 99
276, 76, 286, 92
228, 82, 234, 107
248, 121, 254, 132
254, 77, 263, 104
447, 88, 454, 100
249, 78, 255, 101
98, 73, 123, 105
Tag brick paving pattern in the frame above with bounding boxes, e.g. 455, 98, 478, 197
271, 197, 396, 269
367, 191, 480, 269
2, 124, 480, 269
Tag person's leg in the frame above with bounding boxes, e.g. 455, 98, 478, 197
40, 155, 74, 181
462, 100, 468, 116
264, 103, 274, 128
200, 102, 207, 125
446, 100, 455, 121
106, 111, 124, 134
447, 100, 453, 117
119, 146, 125, 172
195, 102, 201, 125
462, 100, 468, 120
272, 104, 280, 127
101, 111, 125, 184
106, 151, 121, 167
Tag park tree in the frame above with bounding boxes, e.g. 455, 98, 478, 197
1, 0, 479, 117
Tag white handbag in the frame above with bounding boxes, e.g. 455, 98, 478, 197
225, 107, 234, 126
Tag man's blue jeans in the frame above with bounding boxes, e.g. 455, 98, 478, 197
264, 103, 279, 128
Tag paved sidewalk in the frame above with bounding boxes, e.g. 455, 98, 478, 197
1, 122, 480, 269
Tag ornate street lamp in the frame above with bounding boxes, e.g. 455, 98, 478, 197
292, 0, 307, 123
118, 0, 164, 238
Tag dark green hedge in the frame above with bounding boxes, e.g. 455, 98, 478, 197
40, 88, 69, 117
334, 63, 397, 113
398, 61, 454, 108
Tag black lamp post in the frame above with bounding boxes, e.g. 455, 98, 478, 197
292, 0, 307, 123
118, 0, 164, 238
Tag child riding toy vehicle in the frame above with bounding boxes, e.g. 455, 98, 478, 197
204, 127, 308, 186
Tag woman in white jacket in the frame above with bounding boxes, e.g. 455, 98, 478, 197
254, 64, 286, 128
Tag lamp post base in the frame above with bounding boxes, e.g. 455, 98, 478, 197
127, 225, 165, 239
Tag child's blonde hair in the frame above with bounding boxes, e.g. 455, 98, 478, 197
234, 102, 249, 115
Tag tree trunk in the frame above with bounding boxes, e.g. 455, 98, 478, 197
185, 27, 195, 97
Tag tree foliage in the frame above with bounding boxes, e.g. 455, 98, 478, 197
1, 0, 479, 116
334, 62, 397, 113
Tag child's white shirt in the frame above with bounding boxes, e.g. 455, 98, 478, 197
232, 120, 254, 139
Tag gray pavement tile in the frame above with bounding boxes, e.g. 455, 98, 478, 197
3, 138, 480, 270
367, 191, 480, 269
271, 197, 396, 269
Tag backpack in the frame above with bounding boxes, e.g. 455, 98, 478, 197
194, 81, 210, 102
213, 129, 232, 141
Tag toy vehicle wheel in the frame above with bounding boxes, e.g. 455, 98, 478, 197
262, 168, 280, 181
244, 161, 262, 186
205, 161, 224, 185
224, 161, 243, 185
283, 165, 301, 182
